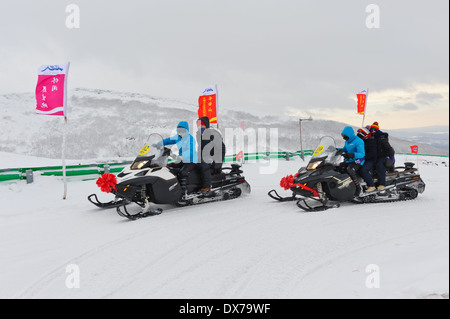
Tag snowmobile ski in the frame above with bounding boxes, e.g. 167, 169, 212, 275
116, 204, 163, 221
87, 194, 130, 208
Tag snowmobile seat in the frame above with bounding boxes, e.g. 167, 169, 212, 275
211, 172, 226, 182
386, 167, 418, 177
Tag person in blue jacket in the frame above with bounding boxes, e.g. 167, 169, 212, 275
161, 121, 198, 191
340, 126, 366, 195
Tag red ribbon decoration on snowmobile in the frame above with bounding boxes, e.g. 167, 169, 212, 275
96, 173, 118, 193
280, 174, 319, 197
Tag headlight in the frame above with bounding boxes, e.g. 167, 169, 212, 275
307, 160, 322, 170
131, 160, 149, 170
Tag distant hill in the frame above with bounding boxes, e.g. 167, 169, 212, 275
388, 126, 449, 152
0, 88, 448, 160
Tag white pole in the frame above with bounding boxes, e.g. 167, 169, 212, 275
215, 84, 219, 130
62, 116, 67, 200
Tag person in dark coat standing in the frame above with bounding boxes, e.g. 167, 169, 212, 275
196, 116, 226, 193
357, 127, 378, 192
370, 121, 395, 190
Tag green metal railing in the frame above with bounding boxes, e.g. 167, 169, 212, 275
0, 150, 447, 182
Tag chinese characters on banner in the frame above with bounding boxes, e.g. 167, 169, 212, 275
35, 63, 70, 116
410, 145, 419, 154
198, 85, 218, 124
356, 89, 368, 115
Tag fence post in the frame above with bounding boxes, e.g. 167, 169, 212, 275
26, 169, 34, 184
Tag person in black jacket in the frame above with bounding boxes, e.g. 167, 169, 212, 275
357, 127, 378, 192
196, 116, 226, 193
370, 121, 396, 190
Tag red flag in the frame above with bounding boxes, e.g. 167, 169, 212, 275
240, 120, 245, 131
410, 145, 419, 154
36, 63, 70, 116
356, 89, 368, 115
235, 151, 244, 160
198, 85, 218, 124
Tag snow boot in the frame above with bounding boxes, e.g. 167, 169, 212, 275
366, 186, 376, 192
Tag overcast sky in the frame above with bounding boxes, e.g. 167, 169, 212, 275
0, 0, 448, 129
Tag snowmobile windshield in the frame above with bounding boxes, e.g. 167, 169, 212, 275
307, 136, 342, 170
131, 134, 167, 170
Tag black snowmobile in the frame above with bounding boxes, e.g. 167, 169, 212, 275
88, 133, 251, 220
268, 136, 426, 212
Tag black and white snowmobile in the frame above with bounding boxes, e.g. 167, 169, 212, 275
268, 136, 426, 212
88, 133, 251, 220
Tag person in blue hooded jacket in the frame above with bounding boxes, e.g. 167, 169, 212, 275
161, 121, 198, 191
340, 126, 366, 195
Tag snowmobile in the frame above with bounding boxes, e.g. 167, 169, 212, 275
88, 133, 251, 220
268, 136, 426, 212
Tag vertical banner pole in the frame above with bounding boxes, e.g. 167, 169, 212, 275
215, 84, 219, 129
299, 119, 304, 161
62, 116, 67, 200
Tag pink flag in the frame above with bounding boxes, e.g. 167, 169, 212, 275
235, 151, 244, 160
36, 63, 70, 116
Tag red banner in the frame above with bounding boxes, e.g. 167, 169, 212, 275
356, 89, 367, 115
198, 85, 218, 124
410, 145, 419, 154
235, 151, 244, 160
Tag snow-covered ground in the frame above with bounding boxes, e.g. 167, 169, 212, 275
0, 154, 448, 299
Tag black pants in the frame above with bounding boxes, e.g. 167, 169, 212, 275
197, 162, 223, 188
345, 162, 360, 181
341, 162, 362, 195
198, 162, 212, 188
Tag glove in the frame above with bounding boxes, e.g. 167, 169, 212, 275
154, 141, 163, 149
343, 153, 355, 159
391, 156, 395, 164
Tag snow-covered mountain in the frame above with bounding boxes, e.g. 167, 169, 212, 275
0, 88, 448, 160
388, 126, 449, 151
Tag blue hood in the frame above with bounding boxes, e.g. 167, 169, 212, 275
177, 121, 189, 132
341, 126, 356, 142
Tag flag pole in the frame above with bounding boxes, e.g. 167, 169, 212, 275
62, 116, 67, 200
62, 62, 70, 200
362, 88, 369, 127
215, 84, 219, 129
